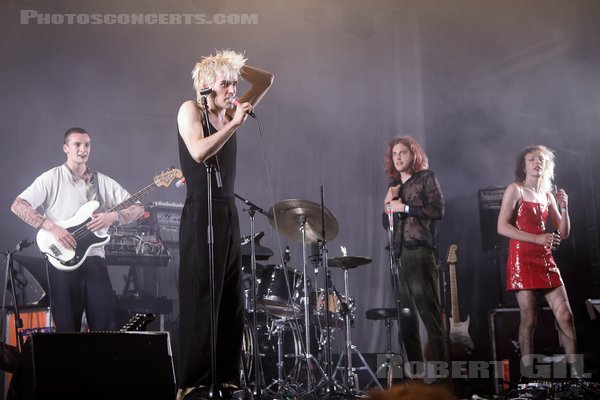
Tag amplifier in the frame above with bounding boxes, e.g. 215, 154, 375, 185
8, 332, 175, 400
140, 202, 183, 246
478, 186, 505, 210
489, 307, 559, 393
478, 186, 508, 251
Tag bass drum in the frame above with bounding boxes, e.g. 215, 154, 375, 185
241, 312, 320, 385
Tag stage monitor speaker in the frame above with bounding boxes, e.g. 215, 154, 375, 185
478, 187, 509, 251
7, 332, 175, 400
489, 307, 559, 393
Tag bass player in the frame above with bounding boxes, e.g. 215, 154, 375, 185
10, 127, 144, 332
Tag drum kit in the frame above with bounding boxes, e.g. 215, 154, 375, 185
237, 197, 382, 399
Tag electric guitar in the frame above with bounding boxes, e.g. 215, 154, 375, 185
120, 313, 156, 332
36, 168, 182, 271
447, 244, 475, 355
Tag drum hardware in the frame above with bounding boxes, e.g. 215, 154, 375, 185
235, 193, 273, 398
366, 308, 400, 389
241, 231, 274, 266
310, 288, 355, 329
329, 255, 382, 393
267, 197, 340, 396
242, 313, 318, 397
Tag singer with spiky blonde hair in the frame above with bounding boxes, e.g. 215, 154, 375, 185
176, 49, 273, 400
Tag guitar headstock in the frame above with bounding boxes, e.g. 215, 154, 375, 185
446, 243, 458, 265
154, 168, 183, 188
120, 313, 156, 332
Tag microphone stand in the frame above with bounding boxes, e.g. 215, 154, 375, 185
234, 193, 270, 398
385, 205, 409, 381
200, 93, 223, 399
1, 240, 34, 353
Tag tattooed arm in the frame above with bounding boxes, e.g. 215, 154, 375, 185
11, 197, 46, 229
86, 203, 145, 232
117, 203, 144, 225
11, 197, 77, 249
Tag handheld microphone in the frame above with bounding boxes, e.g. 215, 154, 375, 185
551, 228, 561, 251
386, 204, 394, 233
231, 98, 256, 118
175, 177, 186, 188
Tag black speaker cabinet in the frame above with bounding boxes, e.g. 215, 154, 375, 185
489, 307, 559, 392
478, 187, 509, 251
8, 332, 175, 400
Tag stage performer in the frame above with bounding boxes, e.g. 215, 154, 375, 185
11, 127, 144, 333
497, 144, 580, 379
382, 136, 449, 373
176, 49, 273, 400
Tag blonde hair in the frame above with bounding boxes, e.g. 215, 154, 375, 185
514, 145, 556, 193
191, 49, 247, 101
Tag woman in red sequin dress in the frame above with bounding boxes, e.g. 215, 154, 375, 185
497, 145, 579, 378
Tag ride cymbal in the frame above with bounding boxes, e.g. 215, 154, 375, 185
267, 199, 338, 243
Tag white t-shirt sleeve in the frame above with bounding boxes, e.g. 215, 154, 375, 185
17, 169, 55, 211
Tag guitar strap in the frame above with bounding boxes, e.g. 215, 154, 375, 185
91, 171, 104, 211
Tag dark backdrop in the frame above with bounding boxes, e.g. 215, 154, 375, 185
1, 0, 599, 381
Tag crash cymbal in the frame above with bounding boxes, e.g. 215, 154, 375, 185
328, 256, 372, 269
268, 199, 339, 243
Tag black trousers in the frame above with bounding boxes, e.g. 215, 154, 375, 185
48, 256, 117, 332
178, 197, 244, 389
396, 246, 448, 364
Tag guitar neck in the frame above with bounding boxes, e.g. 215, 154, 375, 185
107, 182, 158, 212
449, 263, 460, 321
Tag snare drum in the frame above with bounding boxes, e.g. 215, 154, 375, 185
256, 265, 306, 319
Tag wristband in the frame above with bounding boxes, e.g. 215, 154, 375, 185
560, 207, 568, 214
404, 204, 410, 214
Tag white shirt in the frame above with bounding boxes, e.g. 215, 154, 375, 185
18, 164, 131, 257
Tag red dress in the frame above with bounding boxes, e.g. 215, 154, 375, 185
506, 200, 563, 290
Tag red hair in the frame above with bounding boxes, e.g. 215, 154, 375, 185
383, 136, 429, 180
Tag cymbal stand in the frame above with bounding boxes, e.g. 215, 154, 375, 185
313, 187, 352, 398
333, 266, 382, 393
263, 319, 292, 396
235, 193, 271, 398
281, 214, 331, 398
299, 215, 319, 393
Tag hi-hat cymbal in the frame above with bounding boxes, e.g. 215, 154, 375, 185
268, 199, 339, 243
328, 256, 372, 269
